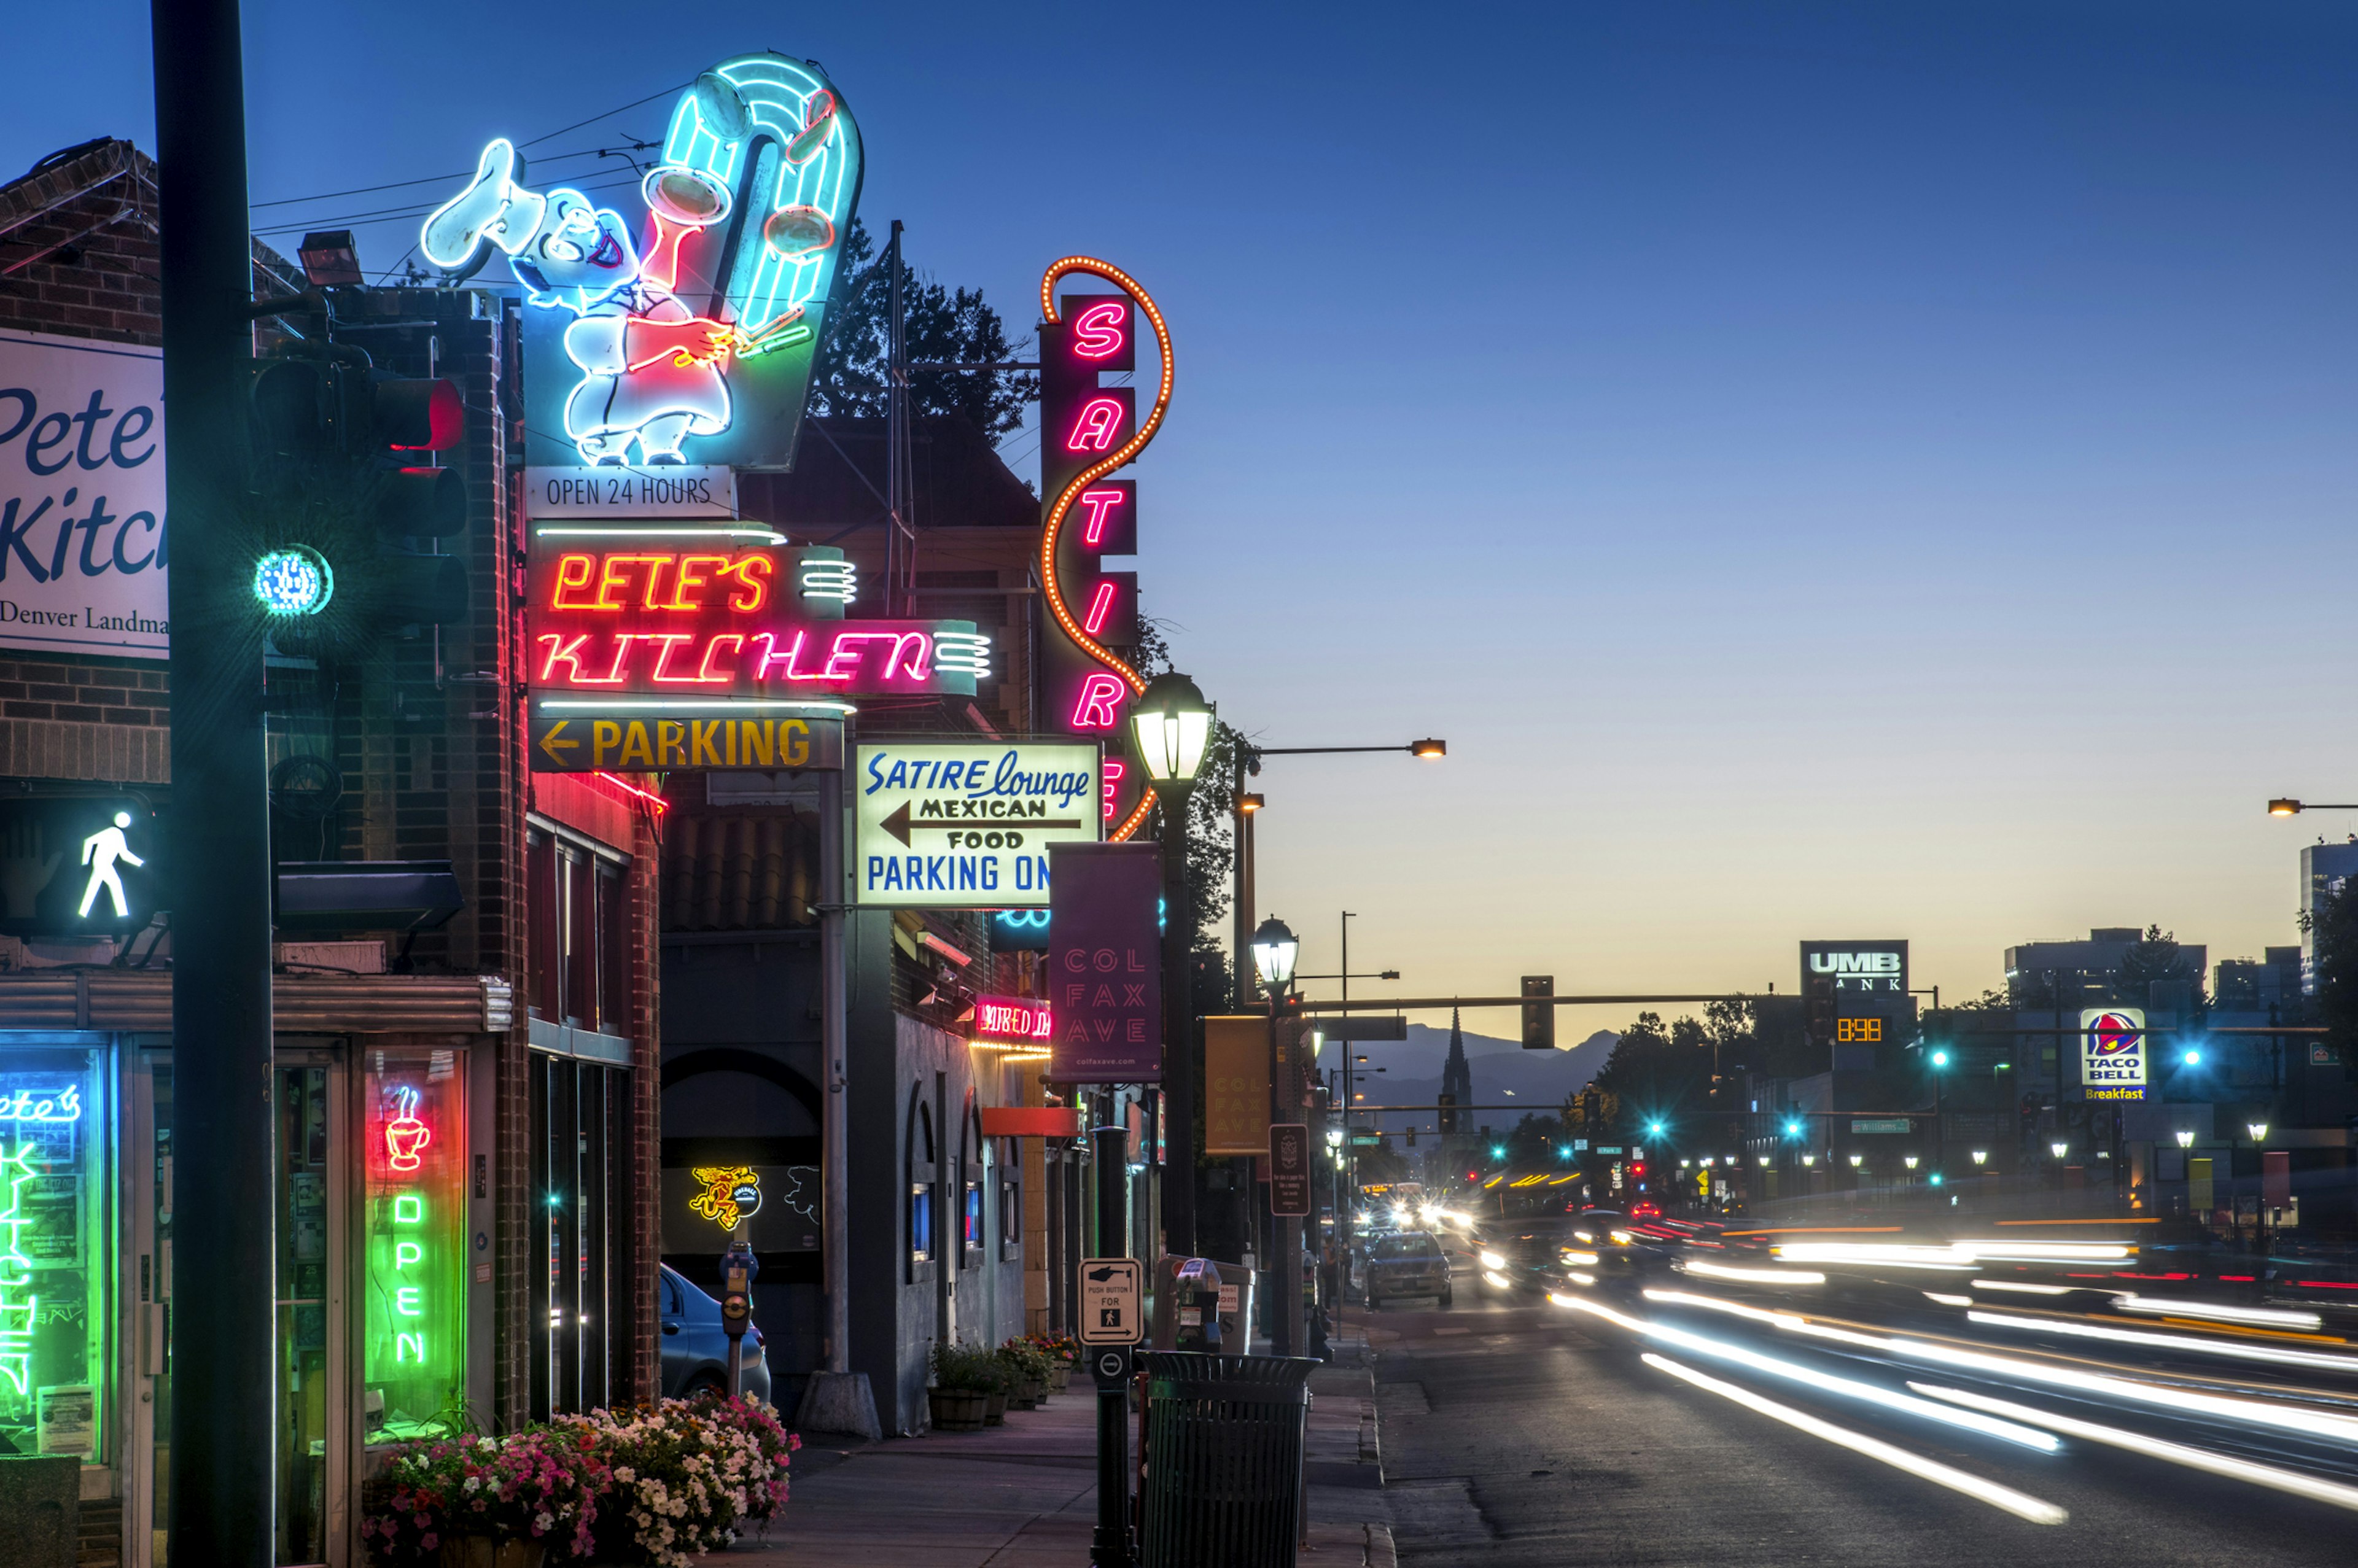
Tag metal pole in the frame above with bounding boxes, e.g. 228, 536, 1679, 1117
1092, 1122, 1135, 1568
885, 219, 905, 615
154, 0, 275, 1559
1232, 756, 1248, 1011
1159, 793, 1194, 1259
1267, 996, 1294, 1357
820, 764, 849, 1373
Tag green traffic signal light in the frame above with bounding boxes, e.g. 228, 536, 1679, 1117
253, 547, 333, 616
1490, 1145, 1505, 1160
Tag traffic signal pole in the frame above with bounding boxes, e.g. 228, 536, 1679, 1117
152, 0, 278, 1560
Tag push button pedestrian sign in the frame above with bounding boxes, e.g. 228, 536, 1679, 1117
1080, 1256, 1142, 1345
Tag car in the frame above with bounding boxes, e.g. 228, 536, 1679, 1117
1364, 1230, 1453, 1308
659, 1262, 774, 1403
1627, 1201, 1663, 1221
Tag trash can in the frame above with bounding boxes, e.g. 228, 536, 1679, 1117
1139, 1350, 1317, 1568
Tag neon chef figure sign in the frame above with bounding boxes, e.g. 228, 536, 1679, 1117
526, 543, 988, 698
422, 56, 863, 471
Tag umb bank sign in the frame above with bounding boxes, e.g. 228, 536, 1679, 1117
0, 330, 169, 658
1800, 940, 1908, 998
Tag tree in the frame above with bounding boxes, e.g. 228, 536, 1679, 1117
1504, 1111, 1578, 1168
2117, 924, 2205, 1010
2302, 880, 2358, 1073
807, 217, 1037, 442
1132, 611, 1235, 984
1594, 1012, 1713, 1130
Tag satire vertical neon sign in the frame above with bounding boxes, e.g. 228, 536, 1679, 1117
1037, 260, 1173, 844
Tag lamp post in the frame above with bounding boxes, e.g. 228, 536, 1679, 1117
1928, 1048, 1950, 1186
1251, 915, 1302, 1353
1132, 672, 1213, 1259
1229, 739, 1445, 1007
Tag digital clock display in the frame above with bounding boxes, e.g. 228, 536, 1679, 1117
1835, 1017, 1882, 1043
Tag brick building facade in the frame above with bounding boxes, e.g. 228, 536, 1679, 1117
0, 138, 660, 1566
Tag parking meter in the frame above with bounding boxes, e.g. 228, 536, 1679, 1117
1173, 1258, 1223, 1353
719, 1240, 760, 1397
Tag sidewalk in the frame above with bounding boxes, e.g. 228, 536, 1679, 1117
722, 1363, 1392, 1566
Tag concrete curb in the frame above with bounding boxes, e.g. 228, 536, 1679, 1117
1365, 1521, 1399, 1568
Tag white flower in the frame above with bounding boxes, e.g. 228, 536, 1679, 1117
615, 1466, 636, 1484
462, 1477, 480, 1494
534, 1512, 554, 1532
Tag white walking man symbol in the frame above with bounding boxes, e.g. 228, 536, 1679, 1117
78, 812, 143, 920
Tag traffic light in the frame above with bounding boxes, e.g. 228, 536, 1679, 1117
248, 349, 469, 643
1805, 972, 1835, 1054
1521, 975, 1554, 1050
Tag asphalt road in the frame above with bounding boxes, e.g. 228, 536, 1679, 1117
1360, 1285, 2358, 1567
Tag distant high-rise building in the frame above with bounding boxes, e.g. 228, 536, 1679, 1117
2301, 842, 2358, 993
1439, 1007, 1473, 1133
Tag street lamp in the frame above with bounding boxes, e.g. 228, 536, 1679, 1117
1250, 914, 1302, 1353
1904, 1155, 1920, 1170
1134, 672, 1213, 1257
2248, 1122, 2270, 1143
2056, 1140, 2075, 1159
2268, 799, 2358, 815
1848, 1153, 1863, 1167
1971, 1150, 1987, 1165
2173, 1130, 2193, 1149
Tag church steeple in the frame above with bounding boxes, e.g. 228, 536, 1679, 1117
1439, 1005, 1473, 1133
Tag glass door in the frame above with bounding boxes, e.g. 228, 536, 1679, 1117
274, 1056, 349, 1567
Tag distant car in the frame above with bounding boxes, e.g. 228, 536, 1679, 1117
660, 1262, 773, 1403
1365, 1230, 1453, 1308
1627, 1201, 1663, 1221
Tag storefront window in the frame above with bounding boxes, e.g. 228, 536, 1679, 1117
364, 1049, 464, 1443
0, 1051, 105, 1462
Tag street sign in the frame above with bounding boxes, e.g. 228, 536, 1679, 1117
854, 742, 1100, 908
1316, 1017, 1406, 1042
1079, 1256, 1142, 1345
1269, 1124, 1312, 1217
531, 712, 841, 772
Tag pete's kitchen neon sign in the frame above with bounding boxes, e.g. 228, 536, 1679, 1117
526, 532, 990, 699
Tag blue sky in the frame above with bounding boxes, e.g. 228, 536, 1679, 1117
9, 1, 2356, 1027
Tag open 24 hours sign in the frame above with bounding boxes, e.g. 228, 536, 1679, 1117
854, 742, 1099, 908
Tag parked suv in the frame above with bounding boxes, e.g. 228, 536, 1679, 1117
659, 1262, 774, 1402
1365, 1230, 1453, 1308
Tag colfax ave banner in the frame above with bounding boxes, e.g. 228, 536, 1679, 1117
854, 742, 1100, 907
2080, 1007, 2148, 1101
1048, 842, 1159, 1083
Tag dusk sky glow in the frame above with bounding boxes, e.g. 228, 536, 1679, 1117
11, 1, 2356, 1026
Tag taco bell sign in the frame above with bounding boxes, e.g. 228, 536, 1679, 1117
1048, 842, 1161, 1084
2079, 1007, 2147, 1101
0, 330, 169, 657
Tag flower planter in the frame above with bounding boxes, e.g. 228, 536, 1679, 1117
983, 1391, 1008, 1426
1048, 1363, 1072, 1394
1019, 1378, 1046, 1407
929, 1388, 990, 1432
438, 1540, 548, 1568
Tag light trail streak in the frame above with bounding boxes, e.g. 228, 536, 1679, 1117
1681, 1259, 1826, 1285
1641, 1288, 2358, 1448
1913, 1384, 2358, 1515
1643, 1355, 2068, 1524
1965, 1311, 2358, 1375
2112, 1296, 2324, 1332
1972, 1280, 2077, 1295
1549, 1294, 2056, 1450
